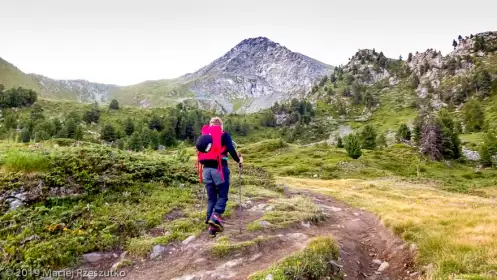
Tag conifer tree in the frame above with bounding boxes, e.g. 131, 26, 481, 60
74, 125, 84, 141
407, 53, 413, 63
421, 123, 443, 161
65, 118, 78, 139
109, 99, 119, 110
376, 133, 387, 148
360, 124, 377, 150
149, 130, 160, 150
101, 124, 117, 142
344, 134, 362, 159
128, 131, 143, 151
124, 117, 135, 136
396, 123, 412, 142
437, 109, 461, 159
336, 136, 343, 148
149, 115, 165, 131
20, 127, 31, 143
479, 144, 493, 167
462, 99, 485, 132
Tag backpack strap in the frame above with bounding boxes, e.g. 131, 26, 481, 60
217, 155, 224, 182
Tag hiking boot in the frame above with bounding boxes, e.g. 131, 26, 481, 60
208, 214, 224, 232
208, 226, 218, 238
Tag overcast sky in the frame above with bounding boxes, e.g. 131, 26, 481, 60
1, 0, 495, 86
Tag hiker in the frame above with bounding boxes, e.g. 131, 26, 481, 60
196, 117, 243, 237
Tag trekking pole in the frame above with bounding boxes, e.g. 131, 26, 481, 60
238, 166, 243, 234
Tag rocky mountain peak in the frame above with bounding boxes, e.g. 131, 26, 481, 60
182, 36, 333, 113
236, 36, 276, 47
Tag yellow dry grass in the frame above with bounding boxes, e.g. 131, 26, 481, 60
277, 177, 497, 279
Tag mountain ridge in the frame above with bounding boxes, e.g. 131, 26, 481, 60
0, 36, 333, 113
2, 32, 496, 114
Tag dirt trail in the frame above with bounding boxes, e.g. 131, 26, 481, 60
102, 189, 416, 280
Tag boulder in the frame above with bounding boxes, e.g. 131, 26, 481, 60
301, 221, 311, 228
378, 261, 390, 272
372, 259, 382, 266
6, 192, 26, 211
182, 235, 197, 246
21, 234, 40, 245
260, 221, 272, 228
285, 233, 308, 242
462, 147, 480, 161
150, 245, 167, 259
83, 252, 113, 263
409, 243, 418, 252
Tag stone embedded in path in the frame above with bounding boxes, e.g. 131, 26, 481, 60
250, 204, 275, 212
250, 253, 263, 261
150, 245, 167, 259
328, 260, 343, 273
331, 206, 342, 212
378, 261, 390, 272
285, 233, 308, 242
182, 235, 197, 246
119, 251, 127, 259
372, 259, 382, 266
422, 263, 434, 273
218, 258, 243, 270
193, 258, 207, 264
83, 252, 114, 263
410, 243, 418, 252
260, 220, 272, 228
111, 259, 130, 271
242, 200, 253, 208
171, 275, 200, 280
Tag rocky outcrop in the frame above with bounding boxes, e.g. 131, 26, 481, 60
344, 49, 392, 85
180, 37, 333, 113
463, 147, 480, 161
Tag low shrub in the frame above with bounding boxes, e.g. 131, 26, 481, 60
249, 237, 342, 280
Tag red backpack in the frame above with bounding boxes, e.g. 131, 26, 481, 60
195, 124, 225, 183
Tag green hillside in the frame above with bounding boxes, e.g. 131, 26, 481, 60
110, 79, 196, 107
1, 60, 497, 279
0, 58, 42, 92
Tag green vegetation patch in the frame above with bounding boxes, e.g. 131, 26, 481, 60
126, 213, 206, 258
247, 197, 324, 230
1, 150, 49, 173
249, 236, 342, 280
211, 235, 277, 257
245, 141, 497, 194
0, 183, 194, 276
